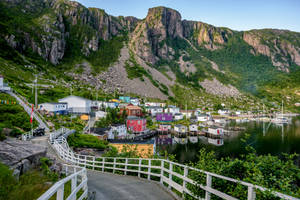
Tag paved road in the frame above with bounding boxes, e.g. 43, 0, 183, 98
6, 91, 49, 131
87, 171, 175, 200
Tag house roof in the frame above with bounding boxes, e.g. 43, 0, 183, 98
111, 123, 125, 127
90, 127, 110, 135
127, 116, 145, 120
59, 95, 91, 102
146, 106, 162, 109
40, 102, 67, 105
174, 113, 183, 116
174, 124, 186, 128
126, 105, 141, 110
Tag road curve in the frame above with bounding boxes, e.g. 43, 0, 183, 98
87, 171, 175, 200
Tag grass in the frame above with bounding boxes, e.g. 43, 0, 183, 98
0, 93, 38, 137
68, 133, 109, 150
0, 162, 56, 200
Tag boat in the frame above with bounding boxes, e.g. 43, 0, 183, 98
271, 100, 290, 124
271, 116, 289, 124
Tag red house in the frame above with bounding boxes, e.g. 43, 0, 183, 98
126, 117, 146, 133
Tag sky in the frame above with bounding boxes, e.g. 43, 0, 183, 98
74, 0, 300, 32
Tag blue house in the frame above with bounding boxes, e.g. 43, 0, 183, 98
119, 96, 131, 103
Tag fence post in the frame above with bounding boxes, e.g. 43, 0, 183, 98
125, 158, 128, 175
92, 157, 95, 170
113, 158, 116, 173
56, 185, 64, 200
148, 160, 151, 180
71, 169, 77, 200
247, 186, 256, 200
160, 160, 164, 184
182, 166, 188, 198
205, 174, 212, 200
168, 162, 173, 189
102, 157, 105, 172
138, 159, 142, 178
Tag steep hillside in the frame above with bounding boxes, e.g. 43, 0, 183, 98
0, 0, 300, 111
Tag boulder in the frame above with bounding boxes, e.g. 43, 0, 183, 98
0, 138, 47, 177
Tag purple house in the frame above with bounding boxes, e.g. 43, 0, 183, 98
156, 113, 173, 122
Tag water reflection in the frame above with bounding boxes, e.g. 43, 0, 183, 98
156, 116, 300, 164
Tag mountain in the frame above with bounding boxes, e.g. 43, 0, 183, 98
0, 0, 300, 111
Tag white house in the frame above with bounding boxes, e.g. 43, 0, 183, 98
181, 110, 194, 119
130, 98, 140, 106
146, 106, 163, 116
95, 111, 107, 120
39, 102, 68, 114
145, 102, 166, 107
218, 109, 229, 115
235, 111, 241, 115
59, 95, 92, 114
104, 102, 117, 109
189, 124, 198, 132
0, 75, 10, 91
165, 105, 180, 115
108, 124, 127, 139
174, 113, 184, 121
197, 114, 209, 122
208, 127, 224, 136
174, 125, 187, 133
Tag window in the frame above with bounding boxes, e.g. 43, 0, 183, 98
138, 120, 140, 125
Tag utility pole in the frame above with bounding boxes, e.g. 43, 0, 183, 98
35, 75, 38, 109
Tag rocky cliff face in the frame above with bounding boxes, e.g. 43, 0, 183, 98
129, 6, 232, 64
0, 0, 138, 64
129, 7, 183, 64
243, 29, 300, 71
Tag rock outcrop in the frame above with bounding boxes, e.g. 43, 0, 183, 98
0, 138, 47, 178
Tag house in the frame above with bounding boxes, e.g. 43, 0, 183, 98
39, 102, 68, 114
174, 113, 184, 121
59, 95, 92, 114
130, 98, 140, 106
121, 104, 142, 117
207, 127, 224, 136
218, 109, 230, 115
119, 96, 131, 103
156, 113, 173, 122
146, 106, 163, 116
145, 102, 166, 107
95, 111, 107, 120
126, 117, 147, 133
90, 127, 110, 140
197, 114, 209, 122
108, 124, 127, 139
181, 110, 194, 119
158, 124, 172, 132
104, 102, 117, 109
0, 75, 10, 91
174, 125, 187, 133
189, 124, 198, 132
165, 105, 180, 115
190, 116, 198, 123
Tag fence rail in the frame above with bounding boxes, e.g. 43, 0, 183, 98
37, 164, 88, 200
48, 130, 299, 200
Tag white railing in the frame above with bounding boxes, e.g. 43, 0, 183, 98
49, 131, 299, 200
21, 131, 33, 141
37, 164, 88, 200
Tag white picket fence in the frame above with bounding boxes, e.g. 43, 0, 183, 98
37, 165, 88, 200
47, 130, 299, 200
